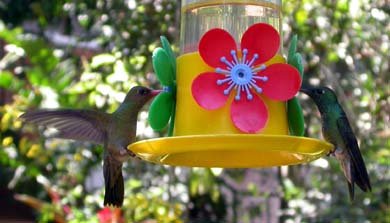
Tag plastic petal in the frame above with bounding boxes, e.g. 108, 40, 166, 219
287, 97, 305, 136
231, 95, 268, 133
152, 48, 174, 86
241, 23, 280, 65
199, 28, 237, 68
261, 64, 301, 101
191, 72, 229, 110
148, 92, 173, 131
160, 36, 176, 78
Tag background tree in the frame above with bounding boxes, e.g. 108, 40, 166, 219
0, 0, 388, 222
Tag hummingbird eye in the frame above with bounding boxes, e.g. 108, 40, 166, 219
138, 88, 149, 95
316, 89, 325, 94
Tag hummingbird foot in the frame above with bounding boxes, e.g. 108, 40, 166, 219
326, 151, 334, 157
125, 149, 142, 160
120, 147, 141, 160
119, 148, 136, 157
327, 146, 338, 157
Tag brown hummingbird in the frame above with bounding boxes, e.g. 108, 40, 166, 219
20, 86, 160, 207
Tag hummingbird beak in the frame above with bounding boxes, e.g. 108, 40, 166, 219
150, 90, 162, 97
299, 85, 312, 95
299, 88, 310, 94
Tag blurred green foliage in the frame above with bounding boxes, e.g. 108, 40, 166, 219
0, 0, 388, 222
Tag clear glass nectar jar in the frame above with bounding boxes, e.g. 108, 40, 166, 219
180, 0, 282, 54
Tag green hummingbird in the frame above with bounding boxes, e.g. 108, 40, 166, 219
300, 86, 371, 200
20, 86, 160, 207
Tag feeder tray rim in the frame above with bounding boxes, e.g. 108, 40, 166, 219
128, 134, 333, 168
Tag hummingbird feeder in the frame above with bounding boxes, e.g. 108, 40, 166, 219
128, 0, 333, 167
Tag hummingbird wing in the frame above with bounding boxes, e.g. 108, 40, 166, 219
337, 116, 372, 193
20, 109, 111, 144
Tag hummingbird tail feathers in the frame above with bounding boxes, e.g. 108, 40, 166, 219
347, 155, 371, 201
104, 170, 124, 207
350, 154, 372, 193
103, 155, 124, 207
347, 182, 354, 202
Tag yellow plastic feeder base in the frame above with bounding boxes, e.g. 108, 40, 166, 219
129, 135, 333, 168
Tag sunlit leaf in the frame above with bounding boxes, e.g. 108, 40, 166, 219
295, 9, 308, 25
0, 71, 13, 88
91, 54, 116, 68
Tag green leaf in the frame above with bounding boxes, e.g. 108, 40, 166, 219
160, 36, 176, 77
288, 34, 298, 64
287, 97, 305, 136
152, 48, 174, 86
295, 9, 308, 26
91, 54, 116, 68
26, 68, 45, 85
148, 92, 173, 131
0, 71, 13, 88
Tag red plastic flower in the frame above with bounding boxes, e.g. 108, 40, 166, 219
191, 23, 302, 133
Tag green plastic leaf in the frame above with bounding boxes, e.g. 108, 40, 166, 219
288, 35, 298, 64
287, 35, 305, 136
287, 97, 305, 136
0, 71, 13, 88
149, 92, 173, 131
290, 53, 304, 77
152, 48, 174, 86
287, 34, 304, 77
160, 36, 176, 77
